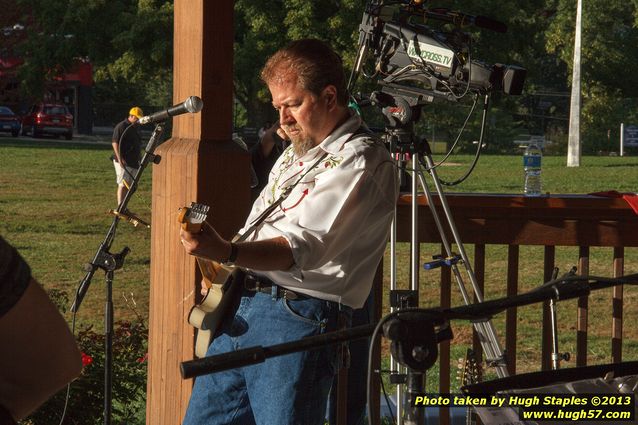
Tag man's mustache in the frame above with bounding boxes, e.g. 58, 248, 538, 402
282, 125, 300, 133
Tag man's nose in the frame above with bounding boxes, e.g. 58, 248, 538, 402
279, 107, 294, 125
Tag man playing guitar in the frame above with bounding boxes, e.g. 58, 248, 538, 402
180, 38, 398, 425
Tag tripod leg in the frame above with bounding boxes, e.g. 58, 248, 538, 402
389, 216, 405, 424
416, 154, 509, 378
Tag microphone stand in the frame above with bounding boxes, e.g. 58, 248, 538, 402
71, 122, 165, 425
181, 324, 377, 379
178, 272, 638, 424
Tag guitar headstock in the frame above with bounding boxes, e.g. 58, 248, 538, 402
458, 348, 482, 388
178, 202, 210, 233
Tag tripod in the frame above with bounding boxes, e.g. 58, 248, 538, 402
376, 88, 508, 424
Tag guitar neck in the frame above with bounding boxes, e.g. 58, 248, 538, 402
196, 257, 219, 288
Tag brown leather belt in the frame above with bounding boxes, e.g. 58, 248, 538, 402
243, 273, 307, 300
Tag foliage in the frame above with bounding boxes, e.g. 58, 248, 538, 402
24, 290, 148, 425
233, 0, 365, 126
544, 0, 638, 152
15, 0, 173, 106
10, 0, 638, 144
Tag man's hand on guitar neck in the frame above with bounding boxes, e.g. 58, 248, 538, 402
179, 225, 295, 271
180, 223, 231, 264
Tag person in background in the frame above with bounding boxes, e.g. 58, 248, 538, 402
111, 106, 143, 207
257, 120, 271, 140
180, 38, 398, 425
0, 235, 82, 423
249, 121, 290, 200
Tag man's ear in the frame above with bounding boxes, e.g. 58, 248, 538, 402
322, 85, 338, 110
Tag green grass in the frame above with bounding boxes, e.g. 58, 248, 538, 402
0, 136, 152, 329
1, 135, 637, 395
430, 153, 638, 194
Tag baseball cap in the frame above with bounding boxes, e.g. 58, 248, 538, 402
129, 106, 144, 119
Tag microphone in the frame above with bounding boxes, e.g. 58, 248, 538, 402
137, 96, 204, 125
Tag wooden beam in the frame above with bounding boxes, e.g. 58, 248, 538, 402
147, 2, 251, 424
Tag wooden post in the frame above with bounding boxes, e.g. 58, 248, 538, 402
146, 2, 251, 424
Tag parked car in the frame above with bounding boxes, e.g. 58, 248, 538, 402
513, 134, 550, 149
21, 103, 73, 140
0, 106, 21, 137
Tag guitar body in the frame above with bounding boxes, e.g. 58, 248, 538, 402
187, 265, 243, 358
179, 203, 243, 358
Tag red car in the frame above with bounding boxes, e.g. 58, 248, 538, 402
22, 103, 73, 140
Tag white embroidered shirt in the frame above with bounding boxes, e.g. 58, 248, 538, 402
239, 113, 398, 308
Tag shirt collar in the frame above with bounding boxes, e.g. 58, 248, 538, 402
317, 110, 365, 156
294, 110, 366, 160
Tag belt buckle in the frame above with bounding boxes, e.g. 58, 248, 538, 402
244, 274, 259, 291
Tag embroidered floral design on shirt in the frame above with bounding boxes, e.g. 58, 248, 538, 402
323, 156, 342, 169
282, 189, 309, 212
267, 148, 297, 204
264, 147, 342, 209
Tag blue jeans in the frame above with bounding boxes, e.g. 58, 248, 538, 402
183, 288, 346, 425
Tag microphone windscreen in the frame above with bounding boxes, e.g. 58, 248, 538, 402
185, 96, 204, 113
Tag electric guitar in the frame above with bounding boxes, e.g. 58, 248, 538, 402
178, 202, 242, 358
458, 348, 482, 425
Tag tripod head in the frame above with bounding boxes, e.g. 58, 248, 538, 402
368, 86, 432, 159
382, 311, 453, 372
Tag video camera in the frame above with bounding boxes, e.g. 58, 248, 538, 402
351, 0, 527, 104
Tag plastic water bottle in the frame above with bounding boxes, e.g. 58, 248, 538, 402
523, 144, 542, 196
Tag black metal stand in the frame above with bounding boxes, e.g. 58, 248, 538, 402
180, 324, 377, 379
382, 311, 449, 425
70, 122, 165, 425
179, 272, 638, 425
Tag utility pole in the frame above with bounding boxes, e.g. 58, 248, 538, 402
567, 0, 582, 167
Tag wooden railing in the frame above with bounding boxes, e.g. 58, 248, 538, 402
384, 193, 638, 424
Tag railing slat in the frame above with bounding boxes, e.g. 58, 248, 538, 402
612, 247, 624, 363
506, 244, 519, 375
439, 244, 452, 425
577, 246, 590, 367
473, 244, 486, 366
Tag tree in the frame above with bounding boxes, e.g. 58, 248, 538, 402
15, 0, 638, 148
546, 0, 638, 152
15, 0, 173, 106
233, 0, 365, 127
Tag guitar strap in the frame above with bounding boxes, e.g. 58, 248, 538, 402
236, 125, 374, 243
234, 151, 329, 243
